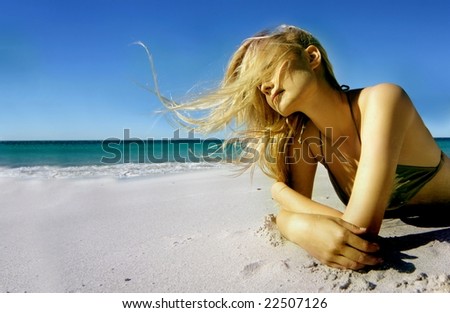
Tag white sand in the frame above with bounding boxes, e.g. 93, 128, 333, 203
1, 166, 450, 293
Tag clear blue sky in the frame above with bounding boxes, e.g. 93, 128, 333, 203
1, 0, 450, 140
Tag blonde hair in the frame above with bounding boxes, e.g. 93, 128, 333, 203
148, 25, 340, 182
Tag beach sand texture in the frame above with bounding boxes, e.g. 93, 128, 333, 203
1, 166, 450, 293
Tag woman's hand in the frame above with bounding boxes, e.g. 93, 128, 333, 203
276, 210, 383, 270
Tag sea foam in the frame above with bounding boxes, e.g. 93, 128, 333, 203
0, 162, 231, 179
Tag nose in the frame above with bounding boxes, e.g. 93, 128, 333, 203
260, 82, 274, 97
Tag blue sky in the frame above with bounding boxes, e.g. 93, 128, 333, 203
1, 0, 450, 140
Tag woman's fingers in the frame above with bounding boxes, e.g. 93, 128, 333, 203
330, 217, 383, 268
335, 217, 367, 235
335, 218, 381, 253
326, 250, 381, 270
346, 232, 380, 254
340, 245, 383, 267
326, 256, 365, 271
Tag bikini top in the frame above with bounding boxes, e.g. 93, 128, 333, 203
319, 91, 444, 209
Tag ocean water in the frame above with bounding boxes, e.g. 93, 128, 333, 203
0, 138, 449, 178
437, 137, 450, 154
0, 140, 230, 167
0, 139, 234, 178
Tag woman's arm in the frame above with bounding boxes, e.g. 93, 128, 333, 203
342, 84, 415, 233
272, 181, 342, 217
272, 126, 381, 270
272, 126, 343, 217
273, 179, 382, 269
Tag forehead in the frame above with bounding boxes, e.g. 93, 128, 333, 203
243, 39, 298, 70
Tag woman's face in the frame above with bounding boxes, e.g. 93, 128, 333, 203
259, 55, 315, 117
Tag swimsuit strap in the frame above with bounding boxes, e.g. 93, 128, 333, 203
319, 130, 325, 164
346, 91, 362, 144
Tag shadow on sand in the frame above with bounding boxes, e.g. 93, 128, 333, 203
372, 205, 450, 273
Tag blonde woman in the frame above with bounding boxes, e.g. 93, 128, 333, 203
152, 25, 450, 270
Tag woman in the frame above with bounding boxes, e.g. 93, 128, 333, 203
153, 25, 450, 270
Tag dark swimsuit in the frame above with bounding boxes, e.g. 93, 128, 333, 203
318, 92, 445, 210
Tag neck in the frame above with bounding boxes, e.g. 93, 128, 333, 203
298, 80, 351, 137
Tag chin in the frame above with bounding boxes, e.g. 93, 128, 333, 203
277, 107, 294, 117
274, 105, 287, 117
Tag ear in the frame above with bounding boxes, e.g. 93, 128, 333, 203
305, 45, 321, 70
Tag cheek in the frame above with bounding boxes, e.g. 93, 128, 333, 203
287, 73, 314, 98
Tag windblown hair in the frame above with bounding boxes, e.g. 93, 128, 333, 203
149, 25, 340, 182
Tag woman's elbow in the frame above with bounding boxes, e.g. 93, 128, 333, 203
275, 208, 291, 237
271, 181, 287, 201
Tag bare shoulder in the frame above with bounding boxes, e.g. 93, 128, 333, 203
358, 83, 415, 115
363, 82, 406, 96
354, 83, 418, 154
355, 83, 429, 163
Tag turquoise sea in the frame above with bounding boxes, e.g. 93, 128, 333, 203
0, 139, 228, 167
438, 137, 450, 155
0, 138, 449, 178
0, 139, 234, 178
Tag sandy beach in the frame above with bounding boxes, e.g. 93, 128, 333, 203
1, 165, 450, 293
